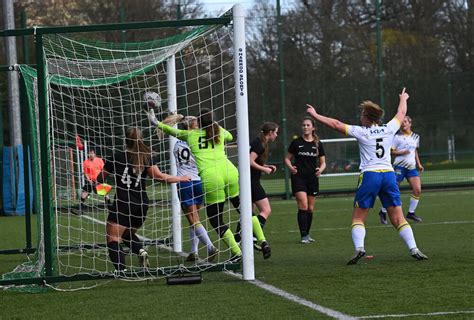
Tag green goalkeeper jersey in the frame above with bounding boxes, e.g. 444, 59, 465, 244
157, 122, 233, 172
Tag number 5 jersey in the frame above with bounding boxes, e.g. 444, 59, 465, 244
345, 118, 401, 172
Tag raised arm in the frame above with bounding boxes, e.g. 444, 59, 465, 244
395, 87, 410, 123
306, 104, 347, 135
147, 109, 188, 140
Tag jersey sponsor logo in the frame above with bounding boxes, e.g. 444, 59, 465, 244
297, 151, 318, 157
370, 128, 386, 134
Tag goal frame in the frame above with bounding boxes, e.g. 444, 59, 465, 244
0, 4, 254, 288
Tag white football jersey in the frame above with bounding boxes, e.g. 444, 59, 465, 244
173, 140, 201, 181
392, 132, 419, 170
346, 118, 401, 172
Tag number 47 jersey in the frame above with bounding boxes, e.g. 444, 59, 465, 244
346, 118, 401, 172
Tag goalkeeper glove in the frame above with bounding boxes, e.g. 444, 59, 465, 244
147, 109, 159, 126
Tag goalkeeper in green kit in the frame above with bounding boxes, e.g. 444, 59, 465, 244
148, 108, 271, 260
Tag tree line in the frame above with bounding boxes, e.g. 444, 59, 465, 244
1, 0, 472, 161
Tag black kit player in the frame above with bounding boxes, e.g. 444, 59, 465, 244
284, 117, 326, 244
98, 128, 190, 272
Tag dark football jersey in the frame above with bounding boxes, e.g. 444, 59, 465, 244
287, 137, 325, 177
104, 151, 153, 205
250, 137, 266, 180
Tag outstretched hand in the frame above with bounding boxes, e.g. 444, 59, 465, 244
306, 104, 318, 118
399, 87, 410, 101
147, 109, 159, 126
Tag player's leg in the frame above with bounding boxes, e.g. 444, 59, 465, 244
386, 206, 427, 260
291, 175, 312, 243
347, 207, 369, 265
206, 201, 241, 258
106, 220, 127, 271
203, 170, 241, 258
406, 173, 422, 222
81, 181, 93, 203
127, 205, 149, 268
252, 178, 271, 231
179, 181, 200, 260
381, 172, 427, 260
378, 206, 388, 224
230, 195, 271, 259
254, 200, 271, 226
380, 167, 404, 224
347, 172, 380, 265
122, 228, 142, 255
192, 181, 217, 259
183, 205, 200, 261
305, 195, 316, 242
305, 176, 318, 241
295, 192, 311, 243
228, 166, 270, 259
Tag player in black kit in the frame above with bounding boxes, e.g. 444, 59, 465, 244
284, 117, 326, 244
98, 128, 190, 272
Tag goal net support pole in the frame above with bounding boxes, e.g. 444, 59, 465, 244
167, 55, 182, 253
233, 4, 254, 281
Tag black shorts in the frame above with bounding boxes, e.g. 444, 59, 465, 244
107, 200, 148, 229
291, 174, 319, 196
251, 178, 267, 202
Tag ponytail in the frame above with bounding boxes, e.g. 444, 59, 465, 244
199, 108, 221, 145
259, 122, 279, 163
125, 127, 151, 174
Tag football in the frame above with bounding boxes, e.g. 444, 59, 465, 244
143, 91, 162, 111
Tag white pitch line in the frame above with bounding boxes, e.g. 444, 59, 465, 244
270, 220, 474, 234
359, 310, 474, 318
225, 271, 357, 320
80, 213, 471, 319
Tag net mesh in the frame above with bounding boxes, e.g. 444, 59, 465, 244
4, 19, 243, 290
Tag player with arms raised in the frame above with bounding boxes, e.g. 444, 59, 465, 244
306, 88, 428, 264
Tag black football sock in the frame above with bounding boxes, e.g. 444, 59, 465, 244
297, 210, 308, 237
257, 215, 267, 229
122, 232, 142, 254
306, 210, 313, 235
107, 241, 126, 271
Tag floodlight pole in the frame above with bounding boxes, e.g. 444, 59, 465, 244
3, 0, 22, 147
233, 4, 255, 281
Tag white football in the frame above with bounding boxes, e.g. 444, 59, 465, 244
143, 91, 162, 111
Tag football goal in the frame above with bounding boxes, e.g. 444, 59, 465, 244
0, 4, 255, 291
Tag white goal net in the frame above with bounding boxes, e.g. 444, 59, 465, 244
5, 9, 253, 290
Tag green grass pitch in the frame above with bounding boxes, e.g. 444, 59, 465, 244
1, 189, 473, 319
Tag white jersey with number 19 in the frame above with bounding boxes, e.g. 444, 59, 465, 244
173, 140, 201, 181
346, 118, 401, 172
